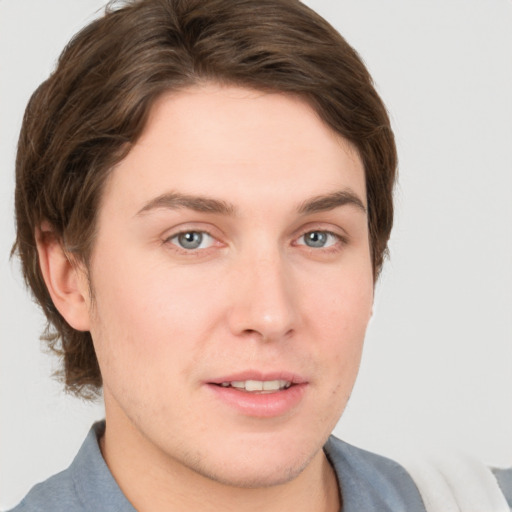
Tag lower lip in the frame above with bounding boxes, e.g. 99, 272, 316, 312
205, 383, 307, 418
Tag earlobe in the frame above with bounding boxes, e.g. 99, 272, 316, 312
36, 225, 91, 332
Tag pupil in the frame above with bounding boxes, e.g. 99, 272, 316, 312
306, 231, 326, 247
179, 232, 202, 249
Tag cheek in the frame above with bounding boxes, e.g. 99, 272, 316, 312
88, 274, 201, 424
304, 259, 373, 335
87, 254, 222, 377
301, 274, 371, 435
302, 261, 373, 383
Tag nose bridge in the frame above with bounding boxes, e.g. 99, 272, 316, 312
228, 244, 298, 341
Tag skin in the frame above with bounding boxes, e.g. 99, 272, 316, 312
40, 84, 374, 512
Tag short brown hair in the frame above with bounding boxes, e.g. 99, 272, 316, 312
14, 0, 397, 398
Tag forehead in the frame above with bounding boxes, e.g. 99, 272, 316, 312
101, 84, 366, 213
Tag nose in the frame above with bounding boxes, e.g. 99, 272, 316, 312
227, 250, 298, 342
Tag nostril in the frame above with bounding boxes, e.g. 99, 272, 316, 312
240, 327, 295, 342
242, 328, 259, 336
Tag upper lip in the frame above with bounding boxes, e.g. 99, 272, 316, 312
207, 371, 308, 385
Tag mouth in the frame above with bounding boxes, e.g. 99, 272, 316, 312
215, 379, 292, 393
206, 372, 307, 417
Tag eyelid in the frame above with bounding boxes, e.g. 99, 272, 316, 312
290, 222, 351, 256
168, 230, 215, 250
162, 222, 222, 241
295, 230, 345, 247
161, 223, 226, 255
292, 222, 349, 241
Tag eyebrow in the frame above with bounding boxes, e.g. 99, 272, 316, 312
136, 192, 237, 216
136, 189, 366, 217
297, 190, 367, 215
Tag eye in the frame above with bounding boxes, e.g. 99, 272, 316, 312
297, 230, 340, 248
169, 231, 214, 250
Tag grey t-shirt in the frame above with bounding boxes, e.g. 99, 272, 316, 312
7, 421, 511, 511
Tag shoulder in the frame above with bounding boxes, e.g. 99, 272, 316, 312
325, 436, 512, 512
6, 468, 80, 512
404, 456, 511, 512
493, 467, 512, 508
6, 422, 135, 512
493, 468, 512, 510
324, 435, 426, 512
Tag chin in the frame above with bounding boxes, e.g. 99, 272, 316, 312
196, 456, 312, 489
181, 436, 322, 489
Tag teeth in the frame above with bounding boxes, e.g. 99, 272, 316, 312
220, 380, 291, 392
263, 380, 288, 391
246, 380, 263, 392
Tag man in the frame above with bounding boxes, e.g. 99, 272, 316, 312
6, 1, 511, 511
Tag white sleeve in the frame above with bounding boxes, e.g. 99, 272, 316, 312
404, 456, 510, 512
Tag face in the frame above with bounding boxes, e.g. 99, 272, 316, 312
85, 84, 373, 487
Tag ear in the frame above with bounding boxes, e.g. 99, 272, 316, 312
36, 223, 91, 331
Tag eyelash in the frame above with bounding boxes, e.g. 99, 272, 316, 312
295, 230, 347, 251
163, 228, 347, 255
164, 229, 218, 255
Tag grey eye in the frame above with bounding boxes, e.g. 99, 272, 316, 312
172, 231, 212, 250
298, 231, 339, 249
304, 231, 328, 248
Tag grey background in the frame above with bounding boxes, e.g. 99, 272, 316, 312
1, 0, 511, 508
